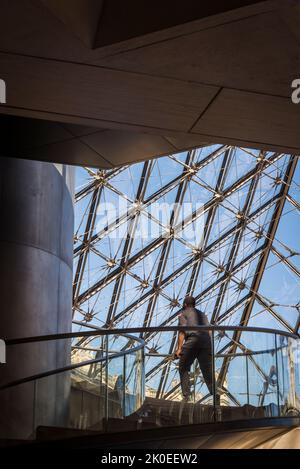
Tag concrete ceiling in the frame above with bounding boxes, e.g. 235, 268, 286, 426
0, 0, 300, 168
41, 0, 265, 48
0, 114, 209, 168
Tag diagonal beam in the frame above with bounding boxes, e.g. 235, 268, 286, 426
142, 151, 193, 335
75, 152, 285, 306
94, 192, 281, 333
255, 294, 294, 333
106, 161, 151, 326
74, 145, 229, 254
147, 155, 297, 389
211, 151, 266, 323
286, 193, 300, 212
271, 246, 300, 278
73, 185, 102, 307
217, 154, 298, 387
75, 166, 124, 202
157, 148, 233, 397
187, 148, 233, 296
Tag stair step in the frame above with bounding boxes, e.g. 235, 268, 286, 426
36, 426, 99, 441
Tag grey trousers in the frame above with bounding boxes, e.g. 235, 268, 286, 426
179, 335, 213, 398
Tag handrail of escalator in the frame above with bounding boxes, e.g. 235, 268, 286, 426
4, 324, 298, 346
0, 331, 145, 391
1, 324, 298, 392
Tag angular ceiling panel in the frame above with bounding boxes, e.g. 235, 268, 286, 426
41, 0, 104, 48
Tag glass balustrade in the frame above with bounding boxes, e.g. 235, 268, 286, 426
1, 326, 299, 440
0, 332, 144, 438
140, 327, 300, 428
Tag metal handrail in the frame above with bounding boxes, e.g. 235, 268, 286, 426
2, 324, 300, 434
0, 332, 144, 391
2, 325, 298, 391
4, 325, 298, 346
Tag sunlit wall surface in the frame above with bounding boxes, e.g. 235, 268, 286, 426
73, 145, 300, 400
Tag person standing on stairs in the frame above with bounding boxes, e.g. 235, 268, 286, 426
174, 295, 214, 402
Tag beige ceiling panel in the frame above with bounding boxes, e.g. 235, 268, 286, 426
192, 88, 300, 150
98, 11, 300, 97
81, 130, 177, 166
0, 52, 219, 133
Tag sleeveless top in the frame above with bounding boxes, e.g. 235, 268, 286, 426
178, 307, 211, 341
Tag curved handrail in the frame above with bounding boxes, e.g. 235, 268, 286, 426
146, 348, 287, 358
2, 325, 298, 391
2, 325, 300, 435
0, 332, 145, 391
4, 325, 299, 346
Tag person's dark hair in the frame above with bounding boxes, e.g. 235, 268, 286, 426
183, 295, 196, 308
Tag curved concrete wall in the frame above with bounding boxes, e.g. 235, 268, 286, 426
0, 157, 74, 439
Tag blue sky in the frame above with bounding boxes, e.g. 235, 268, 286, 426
73, 145, 300, 406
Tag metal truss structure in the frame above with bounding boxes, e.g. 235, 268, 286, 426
73, 145, 300, 401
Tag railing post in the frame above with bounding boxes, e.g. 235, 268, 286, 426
142, 347, 145, 405
246, 354, 250, 405
105, 335, 109, 427
193, 360, 196, 404
123, 353, 126, 418
211, 329, 216, 422
281, 338, 285, 401
100, 336, 103, 385
275, 334, 281, 417
33, 379, 37, 436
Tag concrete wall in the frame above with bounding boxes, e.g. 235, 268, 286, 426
0, 157, 74, 439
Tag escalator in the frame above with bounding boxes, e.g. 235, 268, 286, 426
1, 325, 300, 448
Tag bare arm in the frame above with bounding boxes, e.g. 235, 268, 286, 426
203, 314, 212, 338
174, 331, 185, 359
